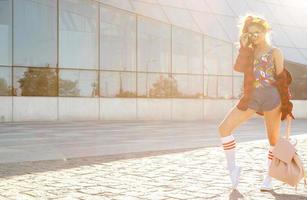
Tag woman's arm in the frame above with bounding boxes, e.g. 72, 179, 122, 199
273, 48, 284, 76
233, 46, 254, 73
272, 48, 295, 120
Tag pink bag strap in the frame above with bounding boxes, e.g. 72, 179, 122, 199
285, 117, 291, 139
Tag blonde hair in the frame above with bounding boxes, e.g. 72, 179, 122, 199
235, 13, 272, 48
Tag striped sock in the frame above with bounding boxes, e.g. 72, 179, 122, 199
221, 134, 236, 171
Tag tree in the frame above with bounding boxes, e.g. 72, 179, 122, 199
59, 79, 80, 96
149, 74, 181, 97
0, 78, 11, 95
17, 68, 57, 96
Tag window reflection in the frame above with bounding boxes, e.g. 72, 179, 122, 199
101, 6, 136, 71
207, 75, 217, 98
100, 71, 136, 97
13, 67, 57, 96
14, 0, 57, 67
204, 75, 208, 98
204, 36, 233, 75
172, 26, 202, 74
138, 17, 171, 73
59, 70, 98, 97
0, 66, 12, 96
0, 0, 12, 66
59, 0, 98, 69
218, 76, 232, 99
172, 74, 203, 98
137, 73, 173, 98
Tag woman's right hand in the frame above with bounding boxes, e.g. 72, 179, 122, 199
240, 33, 250, 48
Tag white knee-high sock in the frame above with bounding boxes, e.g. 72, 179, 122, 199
221, 134, 237, 171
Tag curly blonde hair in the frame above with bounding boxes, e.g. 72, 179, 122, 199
236, 13, 272, 48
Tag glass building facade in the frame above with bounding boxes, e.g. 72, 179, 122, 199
0, 0, 307, 121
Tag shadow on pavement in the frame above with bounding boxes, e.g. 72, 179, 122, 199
229, 189, 245, 200
268, 190, 307, 200
0, 147, 200, 178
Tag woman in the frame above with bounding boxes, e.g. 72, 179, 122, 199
218, 14, 295, 191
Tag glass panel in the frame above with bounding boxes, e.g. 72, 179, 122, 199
233, 76, 244, 99
190, 11, 229, 42
100, 71, 136, 97
244, 0, 276, 23
185, 0, 211, 12
162, 6, 200, 32
0, 0, 12, 66
218, 76, 232, 99
13, 67, 57, 96
100, 0, 134, 12
157, 0, 186, 8
279, 47, 307, 64
270, 24, 293, 47
172, 26, 202, 74
287, 8, 307, 28
131, 1, 168, 22
138, 17, 171, 73
59, 69, 98, 97
59, 0, 98, 69
207, 75, 217, 98
137, 73, 172, 98
204, 36, 233, 75
282, 26, 307, 49
299, 49, 307, 63
0, 66, 12, 96
203, 75, 208, 98
266, 4, 294, 26
101, 6, 136, 71
215, 15, 238, 42
225, 0, 249, 17
205, 0, 235, 16
14, 0, 57, 67
172, 74, 203, 98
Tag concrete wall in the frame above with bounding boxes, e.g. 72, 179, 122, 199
0, 97, 306, 122
0, 97, 12, 122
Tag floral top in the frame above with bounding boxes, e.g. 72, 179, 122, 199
233, 45, 295, 121
252, 47, 276, 88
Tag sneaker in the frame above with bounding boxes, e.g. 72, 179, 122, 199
229, 166, 241, 189
260, 175, 273, 191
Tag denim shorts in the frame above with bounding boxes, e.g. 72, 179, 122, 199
248, 85, 281, 112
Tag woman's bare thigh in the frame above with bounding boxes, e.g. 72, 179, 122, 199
218, 104, 256, 137
263, 102, 282, 145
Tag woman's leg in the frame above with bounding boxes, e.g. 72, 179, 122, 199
261, 102, 282, 191
218, 104, 256, 137
218, 104, 256, 189
263, 102, 282, 146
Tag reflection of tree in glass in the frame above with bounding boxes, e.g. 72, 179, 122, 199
17, 68, 57, 96
149, 74, 180, 97
115, 73, 136, 97
59, 79, 80, 96
0, 78, 11, 95
116, 91, 136, 97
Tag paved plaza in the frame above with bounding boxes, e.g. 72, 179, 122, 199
0, 119, 306, 199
